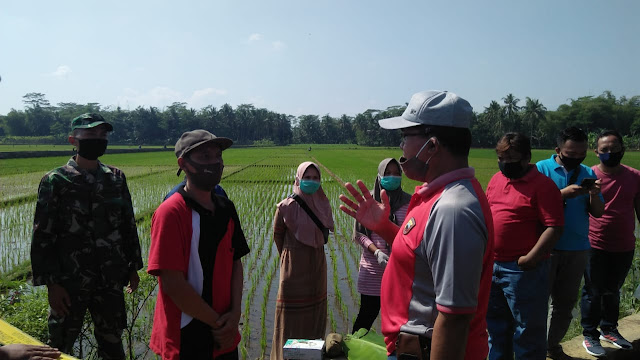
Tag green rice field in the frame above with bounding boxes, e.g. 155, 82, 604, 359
0, 145, 639, 359
0, 144, 166, 152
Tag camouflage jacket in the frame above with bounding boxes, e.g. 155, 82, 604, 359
31, 157, 143, 290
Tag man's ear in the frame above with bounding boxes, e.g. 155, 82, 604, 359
177, 157, 186, 172
427, 137, 439, 152
68, 135, 77, 147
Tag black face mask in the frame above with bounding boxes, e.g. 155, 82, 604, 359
498, 161, 528, 179
559, 154, 585, 171
598, 151, 623, 167
185, 159, 223, 191
77, 138, 108, 160
399, 140, 434, 182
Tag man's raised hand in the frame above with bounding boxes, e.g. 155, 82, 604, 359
339, 180, 391, 232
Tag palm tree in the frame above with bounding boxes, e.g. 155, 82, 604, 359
522, 97, 547, 146
502, 93, 521, 132
484, 100, 505, 138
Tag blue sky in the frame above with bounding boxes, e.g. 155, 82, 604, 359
1, 1, 638, 117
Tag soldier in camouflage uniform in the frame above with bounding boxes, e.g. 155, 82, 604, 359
31, 113, 144, 360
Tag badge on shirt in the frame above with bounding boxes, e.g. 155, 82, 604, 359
403, 217, 416, 235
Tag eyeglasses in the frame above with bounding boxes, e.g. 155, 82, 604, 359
401, 133, 426, 142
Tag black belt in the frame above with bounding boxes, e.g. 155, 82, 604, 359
396, 332, 431, 360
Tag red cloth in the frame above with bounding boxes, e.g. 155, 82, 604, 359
589, 164, 640, 252
486, 166, 564, 262
147, 194, 240, 360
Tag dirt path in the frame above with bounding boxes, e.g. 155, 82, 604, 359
312, 157, 346, 188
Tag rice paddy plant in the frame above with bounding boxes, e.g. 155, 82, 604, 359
338, 237, 358, 303
329, 307, 337, 333
328, 239, 345, 320
260, 256, 279, 358
0, 201, 36, 273
0, 171, 47, 202
240, 232, 276, 348
240, 343, 248, 360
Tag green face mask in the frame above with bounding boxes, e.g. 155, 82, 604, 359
299, 180, 321, 194
380, 176, 402, 191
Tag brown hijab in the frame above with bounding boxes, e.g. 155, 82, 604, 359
353, 158, 412, 240
278, 161, 335, 248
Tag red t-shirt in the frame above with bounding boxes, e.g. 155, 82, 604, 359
589, 164, 640, 252
486, 166, 564, 262
147, 192, 249, 359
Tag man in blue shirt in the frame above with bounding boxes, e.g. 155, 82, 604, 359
536, 127, 605, 359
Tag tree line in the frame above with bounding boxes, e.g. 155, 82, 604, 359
1, 91, 639, 148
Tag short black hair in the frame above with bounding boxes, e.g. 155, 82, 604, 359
597, 130, 624, 147
556, 126, 588, 148
423, 125, 472, 157
496, 132, 531, 158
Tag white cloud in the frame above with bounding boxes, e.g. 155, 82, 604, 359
192, 87, 227, 97
272, 40, 286, 50
51, 65, 72, 78
188, 87, 228, 108
116, 86, 227, 109
247, 95, 267, 107
248, 33, 263, 42
117, 87, 182, 109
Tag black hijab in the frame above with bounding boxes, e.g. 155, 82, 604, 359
353, 158, 412, 241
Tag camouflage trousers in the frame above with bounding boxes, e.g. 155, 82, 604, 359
48, 285, 126, 360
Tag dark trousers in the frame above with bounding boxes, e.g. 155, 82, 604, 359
48, 286, 126, 360
180, 319, 239, 360
352, 294, 381, 333
580, 248, 634, 337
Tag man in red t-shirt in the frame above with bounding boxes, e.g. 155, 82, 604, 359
485, 133, 564, 359
340, 90, 494, 360
148, 130, 250, 360
580, 130, 640, 354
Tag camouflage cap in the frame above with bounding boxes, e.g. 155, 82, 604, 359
71, 113, 113, 131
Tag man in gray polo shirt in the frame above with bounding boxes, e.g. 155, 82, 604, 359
340, 90, 494, 360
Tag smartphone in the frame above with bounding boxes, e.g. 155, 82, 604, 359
580, 178, 596, 189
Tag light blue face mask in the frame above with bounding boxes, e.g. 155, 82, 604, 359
299, 180, 321, 194
380, 175, 402, 191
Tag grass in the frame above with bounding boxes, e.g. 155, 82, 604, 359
0, 144, 168, 152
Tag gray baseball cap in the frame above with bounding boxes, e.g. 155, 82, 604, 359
378, 90, 473, 129
175, 129, 233, 158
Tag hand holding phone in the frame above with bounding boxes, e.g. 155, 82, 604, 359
580, 178, 596, 189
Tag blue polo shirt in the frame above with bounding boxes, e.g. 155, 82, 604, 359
536, 155, 603, 250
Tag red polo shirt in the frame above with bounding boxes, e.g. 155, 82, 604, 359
486, 166, 564, 262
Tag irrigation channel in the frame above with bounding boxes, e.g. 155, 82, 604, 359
0, 150, 375, 359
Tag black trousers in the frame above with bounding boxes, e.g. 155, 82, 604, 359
180, 319, 239, 360
352, 294, 381, 333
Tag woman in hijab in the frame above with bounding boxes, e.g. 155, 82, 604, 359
271, 161, 335, 359
351, 158, 411, 333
